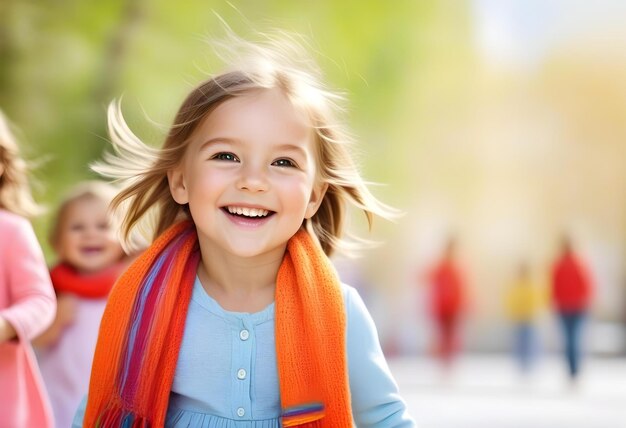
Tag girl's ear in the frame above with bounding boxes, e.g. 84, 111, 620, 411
51, 239, 61, 256
52, 232, 67, 260
167, 167, 189, 205
304, 182, 329, 219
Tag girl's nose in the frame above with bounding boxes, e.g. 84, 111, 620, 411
85, 226, 99, 237
236, 163, 269, 192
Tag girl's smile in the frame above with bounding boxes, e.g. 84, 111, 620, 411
80, 246, 107, 255
224, 205, 272, 217
221, 204, 275, 228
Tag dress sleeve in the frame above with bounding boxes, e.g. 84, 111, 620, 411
345, 285, 417, 427
0, 217, 56, 341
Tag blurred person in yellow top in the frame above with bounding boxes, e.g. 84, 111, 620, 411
505, 262, 548, 373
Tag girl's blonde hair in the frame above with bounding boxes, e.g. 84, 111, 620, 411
0, 110, 41, 218
95, 32, 397, 256
49, 180, 121, 249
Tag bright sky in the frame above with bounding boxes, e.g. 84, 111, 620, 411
471, 0, 626, 69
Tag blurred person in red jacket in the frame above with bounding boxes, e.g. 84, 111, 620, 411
551, 235, 593, 380
425, 236, 467, 367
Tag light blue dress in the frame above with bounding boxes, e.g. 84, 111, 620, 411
73, 277, 415, 427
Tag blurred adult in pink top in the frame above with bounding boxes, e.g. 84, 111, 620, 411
551, 236, 593, 379
0, 110, 56, 428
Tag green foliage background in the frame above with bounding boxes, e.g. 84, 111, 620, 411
1, 0, 469, 261
0, 0, 468, 266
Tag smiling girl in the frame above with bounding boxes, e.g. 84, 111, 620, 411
76, 33, 416, 428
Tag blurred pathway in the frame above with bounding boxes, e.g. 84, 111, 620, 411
389, 354, 626, 428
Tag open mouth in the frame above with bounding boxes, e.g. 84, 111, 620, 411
222, 206, 275, 220
80, 246, 104, 256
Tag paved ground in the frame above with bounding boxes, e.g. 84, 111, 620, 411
388, 354, 626, 428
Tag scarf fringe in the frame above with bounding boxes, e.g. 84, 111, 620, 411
284, 418, 324, 427
97, 406, 151, 428
282, 402, 324, 427
290, 421, 323, 428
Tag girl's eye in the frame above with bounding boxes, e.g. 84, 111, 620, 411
211, 152, 239, 162
70, 224, 85, 232
272, 158, 296, 168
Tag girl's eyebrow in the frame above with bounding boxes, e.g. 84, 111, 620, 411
275, 143, 308, 158
199, 137, 239, 151
200, 139, 308, 158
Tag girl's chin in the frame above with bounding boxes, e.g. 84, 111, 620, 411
71, 259, 114, 273
224, 240, 286, 259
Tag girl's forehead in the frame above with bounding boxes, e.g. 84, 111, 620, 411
197, 88, 313, 136
63, 197, 109, 219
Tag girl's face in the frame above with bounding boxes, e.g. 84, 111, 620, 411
55, 197, 124, 273
169, 88, 327, 260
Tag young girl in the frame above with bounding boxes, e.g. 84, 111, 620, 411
35, 181, 129, 428
504, 261, 546, 373
0, 109, 56, 427
78, 34, 415, 427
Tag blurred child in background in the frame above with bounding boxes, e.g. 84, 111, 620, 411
0, 110, 56, 427
35, 181, 130, 428
505, 261, 546, 373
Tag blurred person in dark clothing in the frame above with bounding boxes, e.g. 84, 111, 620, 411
551, 236, 593, 380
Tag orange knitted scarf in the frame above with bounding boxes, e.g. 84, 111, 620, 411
83, 221, 352, 427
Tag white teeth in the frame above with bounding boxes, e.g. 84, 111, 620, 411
227, 206, 270, 217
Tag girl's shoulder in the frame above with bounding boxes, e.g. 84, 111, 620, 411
0, 209, 32, 238
0, 208, 29, 228
339, 282, 370, 318
339, 282, 357, 299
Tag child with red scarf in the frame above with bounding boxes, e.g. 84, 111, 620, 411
34, 181, 131, 428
